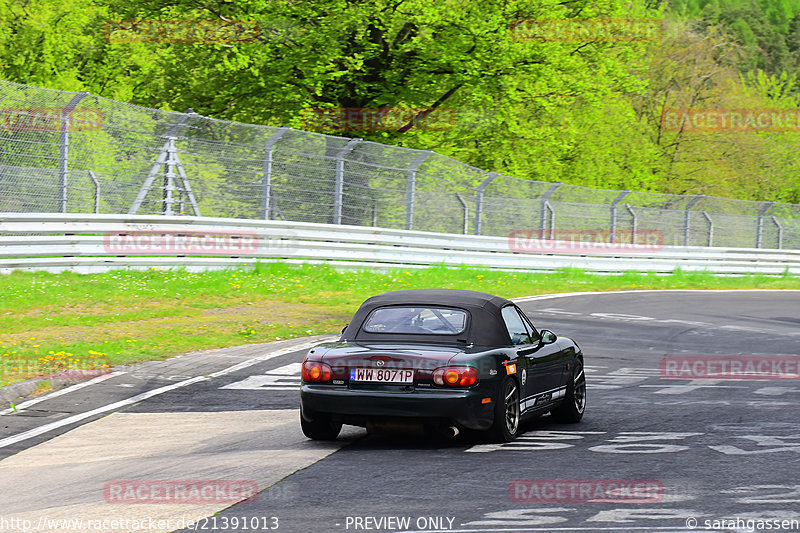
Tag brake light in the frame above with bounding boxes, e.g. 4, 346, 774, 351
432, 366, 479, 387
302, 360, 332, 383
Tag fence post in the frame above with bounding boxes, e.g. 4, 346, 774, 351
162, 138, 178, 215
684, 195, 703, 246
455, 193, 468, 235
58, 91, 89, 213
474, 172, 498, 236
405, 151, 431, 230
540, 183, 561, 237
625, 204, 637, 244
87, 170, 100, 214
543, 201, 555, 239
609, 190, 630, 243
756, 201, 774, 248
333, 138, 362, 224
771, 216, 783, 249
261, 127, 290, 220
174, 157, 200, 216
702, 211, 713, 247
270, 193, 286, 220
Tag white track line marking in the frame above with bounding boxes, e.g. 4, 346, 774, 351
514, 288, 800, 303
0, 338, 333, 449
0, 372, 125, 416
221, 362, 301, 391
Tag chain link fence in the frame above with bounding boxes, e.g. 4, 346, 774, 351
1, 79, 798, 249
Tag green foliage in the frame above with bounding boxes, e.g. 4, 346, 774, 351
669, 0, 800, 74
1, 0, 800, 203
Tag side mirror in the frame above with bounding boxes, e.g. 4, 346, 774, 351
341, 324, 349, 334
540, 329, 557, 345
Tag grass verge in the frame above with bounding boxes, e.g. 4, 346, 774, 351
1, 263, 799, 386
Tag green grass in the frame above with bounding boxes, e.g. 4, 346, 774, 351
1, 263, 799, 386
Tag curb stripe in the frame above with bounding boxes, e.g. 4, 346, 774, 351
0, 338, 334, 449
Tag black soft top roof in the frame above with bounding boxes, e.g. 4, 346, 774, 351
342, 289, 517, 346
362, 289, 513, 311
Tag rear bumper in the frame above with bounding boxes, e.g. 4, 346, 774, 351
300, 384, 496, 431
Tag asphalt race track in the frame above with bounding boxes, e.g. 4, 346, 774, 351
1, 290, 800, 533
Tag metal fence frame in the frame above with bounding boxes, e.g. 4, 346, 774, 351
1, 80, 800, 250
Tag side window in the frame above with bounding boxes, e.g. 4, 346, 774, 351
501, 305, 533, 346
516, 307, 539, 341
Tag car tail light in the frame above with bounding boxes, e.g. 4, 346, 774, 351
432, 366, 479, 387
302, 360, 332, 383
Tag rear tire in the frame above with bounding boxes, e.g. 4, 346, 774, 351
300, 411, 342, 440
487, 376, 520, 442
551, 359, 586, 423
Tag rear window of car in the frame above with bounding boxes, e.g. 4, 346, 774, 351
362, 306, 468, 335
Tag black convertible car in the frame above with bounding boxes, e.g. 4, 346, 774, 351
300, 288, 585, 442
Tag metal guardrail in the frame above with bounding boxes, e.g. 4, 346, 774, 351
1, 214, 799, 275
2, 80, 800, 250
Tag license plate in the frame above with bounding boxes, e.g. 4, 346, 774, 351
350, 368, 414, 383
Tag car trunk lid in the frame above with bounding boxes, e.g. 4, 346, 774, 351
319, 343, 463, 390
